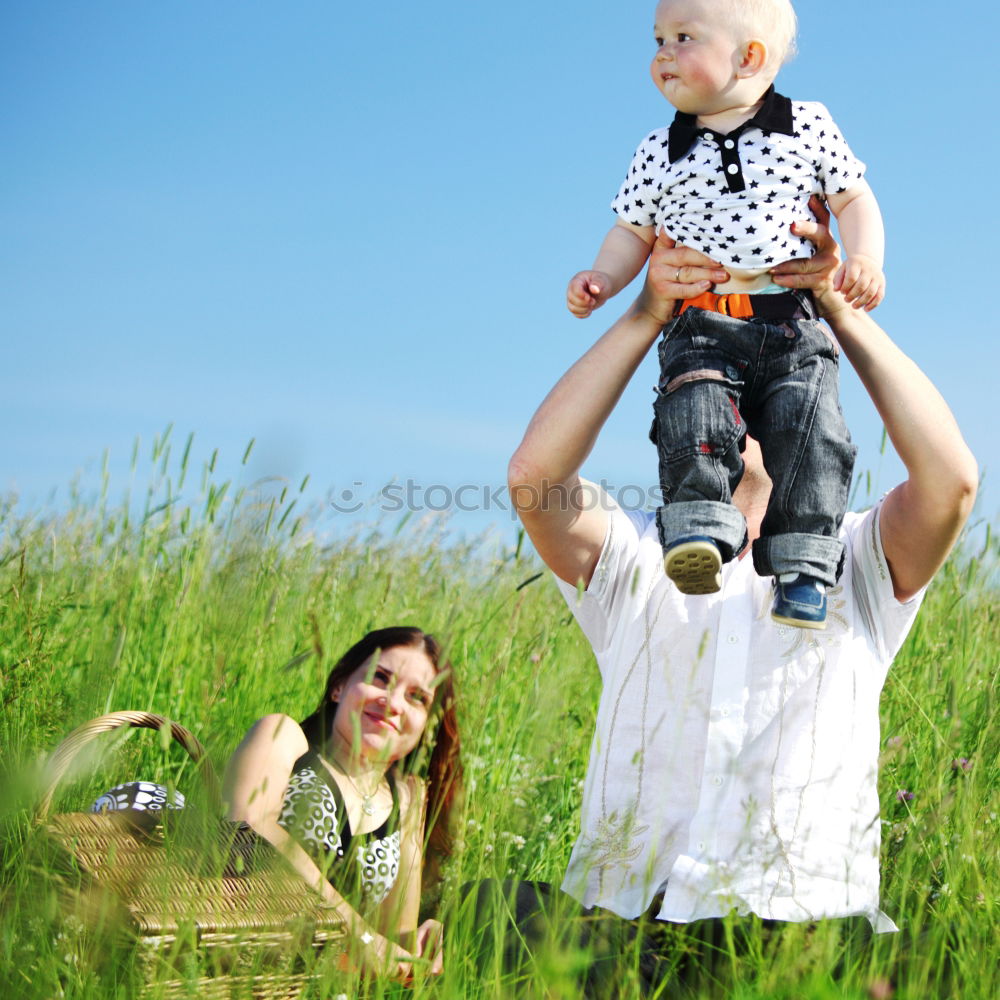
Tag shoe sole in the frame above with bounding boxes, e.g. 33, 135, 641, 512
664, 540, 722, 595
770, 610, 827, 630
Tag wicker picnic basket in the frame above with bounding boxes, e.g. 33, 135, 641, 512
36, 711, 347, 999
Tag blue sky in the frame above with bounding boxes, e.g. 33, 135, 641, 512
3, 1, 997, 545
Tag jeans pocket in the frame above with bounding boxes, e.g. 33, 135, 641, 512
651, 373, 746, 461
798, 318, 840, 359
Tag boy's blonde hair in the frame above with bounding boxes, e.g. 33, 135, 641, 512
721, 0, 798, 69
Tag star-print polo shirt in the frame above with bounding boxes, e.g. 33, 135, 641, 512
611, 87, 866, 268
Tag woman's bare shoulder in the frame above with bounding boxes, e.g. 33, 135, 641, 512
238, 713, 310, 759
225, 715, 310, 823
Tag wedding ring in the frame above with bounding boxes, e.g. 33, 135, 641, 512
675, 268, 682, 282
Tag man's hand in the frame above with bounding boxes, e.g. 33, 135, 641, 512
567, 270, 614, 318
835, 253, 886, 312
770, 199, 850, 322
637, 233, 730, 326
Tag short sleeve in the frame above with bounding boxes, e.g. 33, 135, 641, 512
845, 500, 926, 664
800, 102, 867, 195
610, 130, 668, 228
554, 494, 651, 656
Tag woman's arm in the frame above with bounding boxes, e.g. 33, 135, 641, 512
224, 715, 420, 980
377, 776, 443, 975
376, 775, 423, 936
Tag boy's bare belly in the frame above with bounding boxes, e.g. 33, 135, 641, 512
712, 266, 780, 295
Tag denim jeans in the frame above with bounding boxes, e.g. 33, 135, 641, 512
651, 299, 856, 585
461, 879, 874, 997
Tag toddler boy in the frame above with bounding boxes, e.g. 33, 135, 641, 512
566, 0, 884, 628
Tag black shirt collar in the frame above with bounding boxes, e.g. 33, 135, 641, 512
667, 85, 794, 163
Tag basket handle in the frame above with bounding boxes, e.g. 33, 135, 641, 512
36, 710, 221, 821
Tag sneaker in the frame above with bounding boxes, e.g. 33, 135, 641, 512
664, 535, 722, 595
771, 573, 827, 629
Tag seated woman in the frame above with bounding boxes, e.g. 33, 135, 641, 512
224, 626, 461, 982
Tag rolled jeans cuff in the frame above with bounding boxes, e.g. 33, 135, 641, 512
656, 501, 748, 564
752, 533, 845, 585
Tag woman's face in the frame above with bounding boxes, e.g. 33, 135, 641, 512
330, 643, 437, 765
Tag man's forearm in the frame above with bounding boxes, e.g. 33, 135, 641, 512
826, 308, 972, 491
512, 236, 718, 585
824, 304, 977, 597
510, 299, 666, 494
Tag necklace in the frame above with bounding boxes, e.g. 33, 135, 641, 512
330, 758, 384, 817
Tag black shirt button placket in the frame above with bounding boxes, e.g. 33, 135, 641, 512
706, 130, 747, 194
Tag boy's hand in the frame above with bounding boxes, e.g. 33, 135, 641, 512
567, 270, 614, 318
834, 253, 885, 311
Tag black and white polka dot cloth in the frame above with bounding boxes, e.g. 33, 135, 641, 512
611, 87, 866, 268
355, 830, 401, 905
279, 765, 345, 860
278, 761, 401, 905
90, 780, 185, 812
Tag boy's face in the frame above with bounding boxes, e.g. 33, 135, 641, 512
650, 0, 744, 115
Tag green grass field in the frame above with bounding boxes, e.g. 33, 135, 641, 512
1, 436, 997, 999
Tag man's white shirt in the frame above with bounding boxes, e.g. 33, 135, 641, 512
556, 492, 924, 931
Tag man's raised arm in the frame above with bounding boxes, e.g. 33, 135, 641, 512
508, 241, 728, 587
792, 221, 979, 601
820, 294, 977, 600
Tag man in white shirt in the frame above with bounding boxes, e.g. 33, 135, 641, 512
505, 214, 977, 986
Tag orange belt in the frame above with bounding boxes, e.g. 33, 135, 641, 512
677, 290, 755, 318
